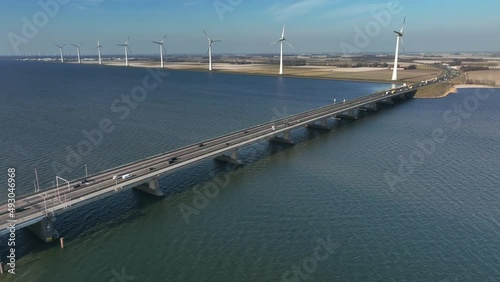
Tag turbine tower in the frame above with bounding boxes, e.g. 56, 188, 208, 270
152, 34, 167, 68
71, 42, 84, 64
96, 41, 102, 65
272, 25, 294, 75
392, 17, 406, 81
203, 30, 221, 71
117, 37, 131, 66
55, 44, 65, 63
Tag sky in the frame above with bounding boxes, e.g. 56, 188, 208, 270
1, 0, 500, 56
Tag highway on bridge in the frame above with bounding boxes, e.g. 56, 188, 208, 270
1, 75, 449, 235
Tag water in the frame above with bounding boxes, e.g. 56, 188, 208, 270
0, 61, 499, 281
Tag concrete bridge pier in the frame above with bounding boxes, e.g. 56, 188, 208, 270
336, 109, 358, 120
215, 148, 243, 165
358, 103, 378, 113
376, 97, 394, 105
306, 117, 331, 131
231, 148, 238, 160
134, 177, 164, 196
269, 130, 294, 145
393, 93, 409, 100
27, 216, 59, 243
404, 90, 417, 99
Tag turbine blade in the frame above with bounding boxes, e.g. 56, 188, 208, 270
80, 42, 85, 46
281, 24, 285, 38
271, 39, 281, 45
401, 17, 406, 33
285, 40, 294, 49
71, 44, 77, 47
203, 30, 211, 41
127, 46, 132, 54
152, 41, 161, 44
162, 34, 167, 43
162, 45, 167, 56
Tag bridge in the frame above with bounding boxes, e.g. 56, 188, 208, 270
1, 69, 456, 243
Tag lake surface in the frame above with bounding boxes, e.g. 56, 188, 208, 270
0, 61, 499, 281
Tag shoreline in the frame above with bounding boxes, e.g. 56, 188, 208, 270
87, 61, 405, 84
415, 84, 499, 99
454, 84, 498, 89
59, 61, 499, 98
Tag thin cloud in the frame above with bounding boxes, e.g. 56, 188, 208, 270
269, 0, 335, 20
324, 3, 389, 19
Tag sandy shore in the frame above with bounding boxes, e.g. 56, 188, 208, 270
454, 84, 499, 89
415, 83, 499, 99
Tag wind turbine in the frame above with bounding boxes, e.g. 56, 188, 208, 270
71, 42, 84, 64
117, 37, 131, 66
203, 30, 221, 71
391, 17, 406, 81
96, 41, 102, 65
272, 24, 294, 75
55, 44, 65, 63
152, 34, 167, 68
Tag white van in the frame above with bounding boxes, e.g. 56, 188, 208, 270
122, 174, 132, 180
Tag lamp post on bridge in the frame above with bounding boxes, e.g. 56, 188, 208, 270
54, 180, 61, 204
56, 176, 71, 193
38, 193, 48, 215
34, 168, 40, 193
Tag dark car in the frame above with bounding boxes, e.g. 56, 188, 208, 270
74, 184, 81, 188
15, 207, 30, 213
81, 179, 93, 185
149, 167, 156, 171
198, 143, 204, 147
168, 157, 180, 164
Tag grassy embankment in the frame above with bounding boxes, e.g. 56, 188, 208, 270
414, 72, 466, 99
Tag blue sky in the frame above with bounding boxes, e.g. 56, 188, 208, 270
1, 0, 499, 56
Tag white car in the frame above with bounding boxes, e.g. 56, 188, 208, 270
122, 174, 132, 180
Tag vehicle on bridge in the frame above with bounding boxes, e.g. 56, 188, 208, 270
15, 207, 30, 213
81, 179, 93, 185
122, 174, 132, 180
168, 157, 180, 164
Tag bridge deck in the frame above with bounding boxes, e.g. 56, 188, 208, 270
0, 87, 417, 234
